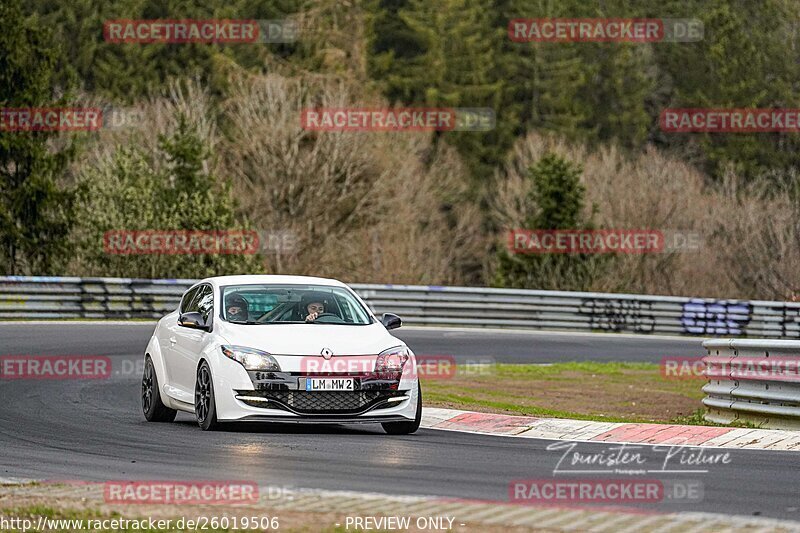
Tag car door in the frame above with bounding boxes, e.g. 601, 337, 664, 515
161, 286, 199, 393
173, 284, 214, 396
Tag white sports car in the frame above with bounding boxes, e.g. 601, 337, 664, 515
142, 275, 421, 434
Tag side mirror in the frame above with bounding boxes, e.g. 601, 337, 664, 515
179, 312, 210, 332
381, 313, 402, 330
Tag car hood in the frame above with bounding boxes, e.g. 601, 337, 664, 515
215, 322, 404, 355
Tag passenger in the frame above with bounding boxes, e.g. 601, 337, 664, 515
225, 293, 249, 322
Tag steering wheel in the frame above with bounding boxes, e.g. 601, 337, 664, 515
310, 312, 345, 324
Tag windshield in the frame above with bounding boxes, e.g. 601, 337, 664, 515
220, 284, 373, 325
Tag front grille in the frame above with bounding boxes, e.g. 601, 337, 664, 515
236, 390, 407, 414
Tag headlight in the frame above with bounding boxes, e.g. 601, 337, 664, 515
221, 345, 280, 371
375, 346, 410, 372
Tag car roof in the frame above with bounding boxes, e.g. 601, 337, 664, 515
198, 275, 349, 289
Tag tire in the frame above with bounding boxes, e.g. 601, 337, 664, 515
382, 382, 422, 435
142, 356, 177, 423
195, 361, 220, 431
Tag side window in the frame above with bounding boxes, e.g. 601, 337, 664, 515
197, 285, 214, 322
336, 294, 354, 323
180, 287, 200, 314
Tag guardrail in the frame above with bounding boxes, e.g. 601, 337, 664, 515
702, 339, 800, 429
3, 276, 800, 338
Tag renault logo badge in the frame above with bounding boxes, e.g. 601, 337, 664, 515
321, 348, 333, 360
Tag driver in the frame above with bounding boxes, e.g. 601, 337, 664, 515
304, 299, 325, 322
225, 293, 249, 322
298, 292, 329, 322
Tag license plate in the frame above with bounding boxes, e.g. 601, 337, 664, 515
305, 378, 354, 391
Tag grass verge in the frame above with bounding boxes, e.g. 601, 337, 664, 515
421, 361, 708, 424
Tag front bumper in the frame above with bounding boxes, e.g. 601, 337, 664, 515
236, 388, 408, 415
236, 414, 411, 424
213, 363, 419, 423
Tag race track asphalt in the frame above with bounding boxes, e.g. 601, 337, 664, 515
1, 323, 796, 522
0, 322, 704, 362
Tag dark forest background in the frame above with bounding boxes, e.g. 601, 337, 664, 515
2, 0, 799, 299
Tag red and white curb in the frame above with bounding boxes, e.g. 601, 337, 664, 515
421, 408, 800, 450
